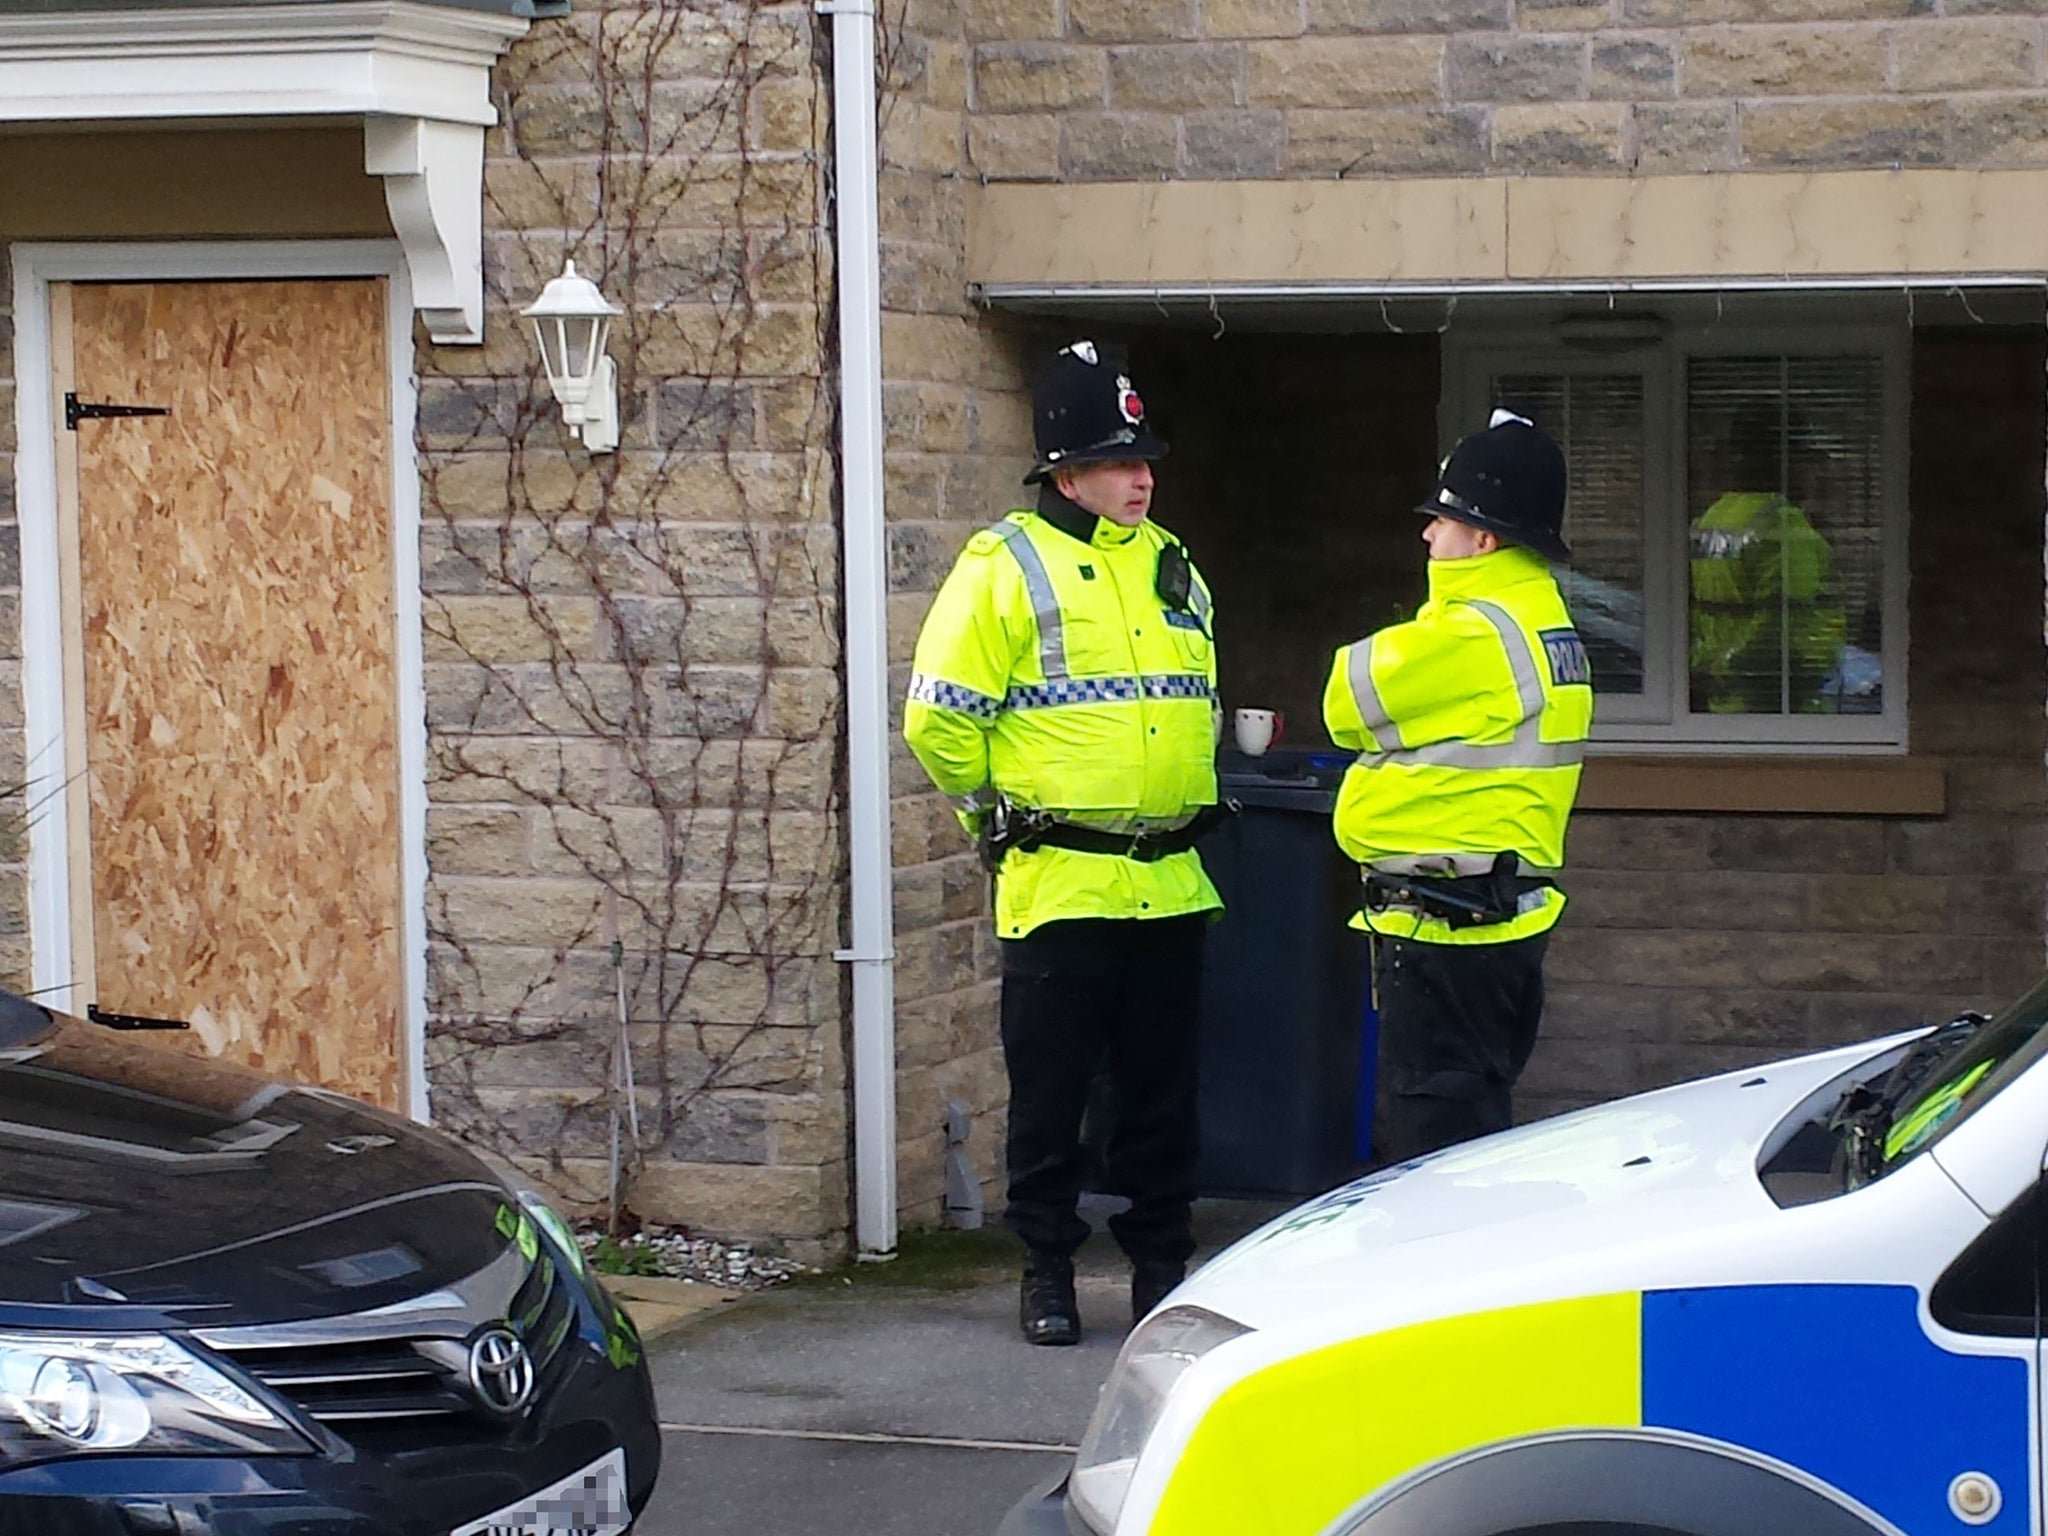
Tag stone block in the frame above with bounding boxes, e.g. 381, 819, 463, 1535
1184, 110, 1287, 173
1110, 43, 1243, 109
1060, 112, 1182, 177
1540, 981, 1671, 1042
1895, 19, 2039, 91
1739, 99, 1949, 168
968, 114, 1064, 176
1749, 932, 1890, 991
484, 156, 601, 231
1071, 0, 1199, 40
1880, 935, 1991, 995
748, 78, 826, 154
880, 101, 968, 176
1951, 96, 2048, 167
1623, 0, 1919, 20
630, 1159, 845, 1241
427, 738, 617, 807
975, 45, 1108, 110
423, 594, 605, 666
1491, 102, 1628, 169
1590, 36, 1675, 97
1665, 990, 1812, 1047
1286, 106, 1486, 174
965, 0, 1060, 41
1632, 101, 1738, 170
1304, 0, 1505, 30
1807, 873, 1952, 934
1949, 876, 2046, 937
428, 807, 532, 877
1887, 818, 2039, 877
1246, 37, 1443, 107
1683, 27, 1888, 97
1514, 0, 1612, 30
1706, 818, 1883, 874
1203, 0, 1305, 39
1569, 813, 1714, 870
1545, 929, 1753, 988
1447, 34, 1586, 102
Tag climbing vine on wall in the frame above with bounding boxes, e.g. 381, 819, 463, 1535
414, 0, 843, 1228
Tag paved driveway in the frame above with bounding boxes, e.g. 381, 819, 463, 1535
632, 1200, 1283, 1535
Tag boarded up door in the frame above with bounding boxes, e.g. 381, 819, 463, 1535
57, 279, 403, 1109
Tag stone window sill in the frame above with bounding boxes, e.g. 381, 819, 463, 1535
1579, 756, 1947, 817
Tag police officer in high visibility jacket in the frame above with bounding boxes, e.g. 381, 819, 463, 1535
904, 340, 1222, 1346
1323, 410, 1592, 1162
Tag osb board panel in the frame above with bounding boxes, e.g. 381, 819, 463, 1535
70, 279, 403, 1109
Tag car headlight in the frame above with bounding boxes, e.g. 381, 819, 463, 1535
1069, 1306, 1251, 1534
515, 1189, 591, 1282
0, 1333, 308, 1466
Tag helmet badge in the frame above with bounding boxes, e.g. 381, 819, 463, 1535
1116, 375, 1144, 426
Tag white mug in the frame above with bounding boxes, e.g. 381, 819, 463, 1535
1233, 708, 1282, 757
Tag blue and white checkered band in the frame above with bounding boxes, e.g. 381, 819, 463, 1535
1002, 674, 1216, 711
907, 672, 1001, 721
1004, 676, 1142, 710
1143, 674, 1216, 701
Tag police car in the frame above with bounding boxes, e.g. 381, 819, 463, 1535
1001, 979, 2048, 1536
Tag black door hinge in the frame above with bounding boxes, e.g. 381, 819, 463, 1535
87, 1003, 190, 1032
65, 393, 170, 432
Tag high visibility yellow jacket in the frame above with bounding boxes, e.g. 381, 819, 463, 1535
904, 507, 1223, 940
1322, 546, 1592, 946
1689, 492, 1845, 715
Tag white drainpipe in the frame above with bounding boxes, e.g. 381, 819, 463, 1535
819, 0, 898, 1256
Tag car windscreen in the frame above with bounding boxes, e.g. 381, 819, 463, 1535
1881, 976, 2048, 1171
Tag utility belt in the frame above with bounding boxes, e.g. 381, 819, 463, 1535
977, 798, 1236, 872
1361, 853, 1556, 929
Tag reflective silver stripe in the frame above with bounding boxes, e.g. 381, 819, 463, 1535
1357, 738, 1585, 770
954, 788, 998, 814
1464, 599, 1546, 723
989, 520, 1069, 681
1350, 601, 1585, 772
1189, 571, 1213, 630
1346, 637, 1393, 752
1370, 853, 1562, 877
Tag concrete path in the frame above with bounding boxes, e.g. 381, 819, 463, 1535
627, 1198, 1285, 1536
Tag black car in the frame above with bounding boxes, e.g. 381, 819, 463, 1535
0, 992, 660, 1535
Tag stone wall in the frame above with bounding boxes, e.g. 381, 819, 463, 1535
960, 0, 2048, 181
413, 1, 855, 1259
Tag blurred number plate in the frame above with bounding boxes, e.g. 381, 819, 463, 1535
451, 1447, 631, 1536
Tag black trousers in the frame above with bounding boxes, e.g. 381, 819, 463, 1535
1373, 931, 1548, 1164
999, 914, 1205, 1266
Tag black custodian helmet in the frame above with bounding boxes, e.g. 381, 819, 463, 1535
1417, 409, 1572, 564
1023, 339, 1169, 486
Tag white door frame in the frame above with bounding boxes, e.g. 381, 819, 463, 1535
9, 239, 431, 1121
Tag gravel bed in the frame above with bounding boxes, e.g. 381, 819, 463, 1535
577, 1225, 809, 1291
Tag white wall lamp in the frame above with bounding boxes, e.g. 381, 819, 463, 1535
522, 259, 622, 453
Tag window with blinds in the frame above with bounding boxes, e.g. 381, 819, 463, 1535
1446, 323, 1906, 750
1492, 372, 1648, 696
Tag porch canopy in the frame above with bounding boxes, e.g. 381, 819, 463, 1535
0, 0, 553, 344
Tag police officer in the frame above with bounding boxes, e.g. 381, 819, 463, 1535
904, 340, 1223, 1345
1322, 410, 1593, 1162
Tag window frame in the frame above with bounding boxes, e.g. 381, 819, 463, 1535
1443, 318, 1911, 755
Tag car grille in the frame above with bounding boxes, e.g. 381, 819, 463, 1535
209, 1250, 577, 1432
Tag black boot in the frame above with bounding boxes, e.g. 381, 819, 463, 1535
1020, 1254, 1080, 1346
1130, 1260, 1185, 1326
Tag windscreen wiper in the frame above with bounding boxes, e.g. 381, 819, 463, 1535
1828, 1012, 1987, 1187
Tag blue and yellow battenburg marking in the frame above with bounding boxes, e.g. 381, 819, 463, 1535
1148, 1285, 2030, 1536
